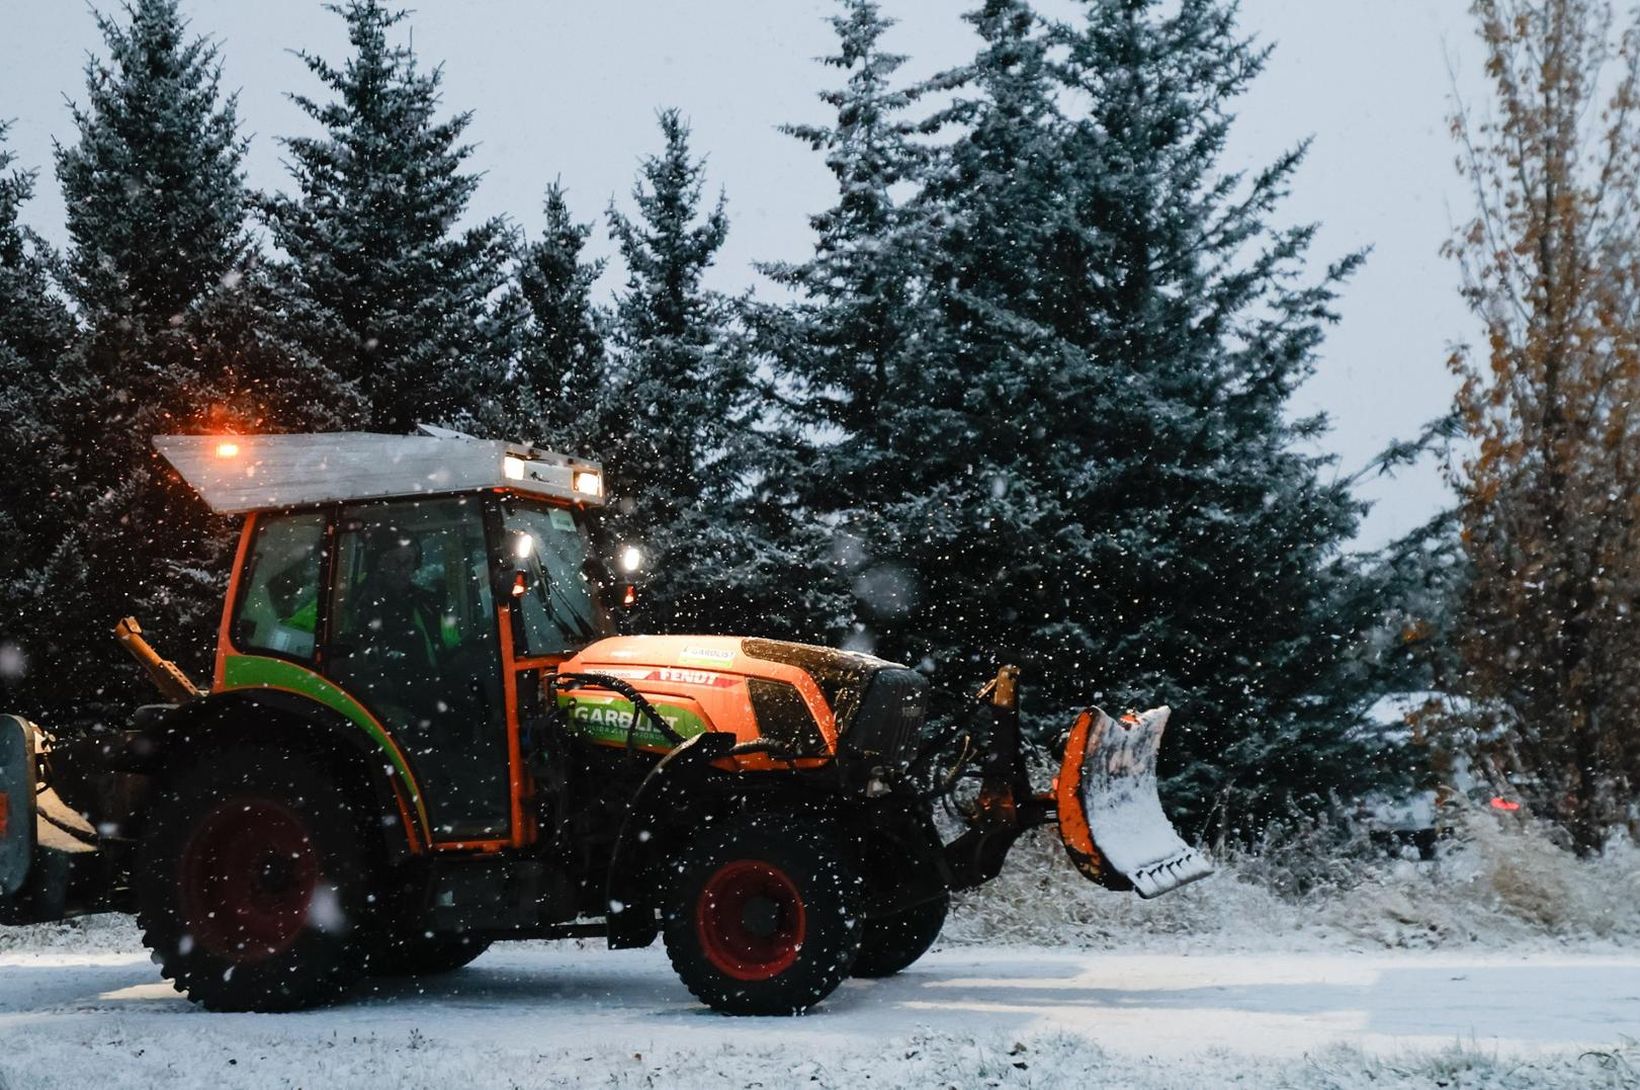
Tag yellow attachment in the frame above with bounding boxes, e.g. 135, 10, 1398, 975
114, 617, 205, 703
975, 664, 1020, 710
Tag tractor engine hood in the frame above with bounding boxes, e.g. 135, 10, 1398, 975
557, 635, 928, 773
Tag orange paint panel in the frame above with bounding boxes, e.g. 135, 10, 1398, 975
214, 513, 259, 689
1055, 710, 1106, 881
511, 654, 571, 671
497, 602, 528, 849
561, 635, 843, 753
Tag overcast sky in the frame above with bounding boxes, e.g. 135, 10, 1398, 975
0, 1, 1488, 549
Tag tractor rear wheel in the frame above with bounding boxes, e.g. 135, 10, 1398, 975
851, 892, 949, 978
136, 747, 373, 1012
663, 816, 860, 1015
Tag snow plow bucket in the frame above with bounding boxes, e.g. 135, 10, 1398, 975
1055, 706, 1213, 898
0, 714, 36, 900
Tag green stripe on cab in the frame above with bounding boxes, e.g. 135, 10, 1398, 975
220, 654, 428, 832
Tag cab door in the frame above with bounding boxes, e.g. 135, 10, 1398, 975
324, 495, 510, 842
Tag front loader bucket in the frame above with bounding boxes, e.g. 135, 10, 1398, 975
1055, 706, 1212, 898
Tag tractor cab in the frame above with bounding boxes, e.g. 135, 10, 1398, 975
156, 429, 617, 843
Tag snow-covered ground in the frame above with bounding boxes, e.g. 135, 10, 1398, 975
3, 814, 1636, 1088
0, 918, 1635, 1089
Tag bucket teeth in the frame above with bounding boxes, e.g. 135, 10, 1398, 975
1126, 845, 1215, 899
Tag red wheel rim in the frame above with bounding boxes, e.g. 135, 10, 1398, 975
179, 798, 319, 963
694, 859, 807, 982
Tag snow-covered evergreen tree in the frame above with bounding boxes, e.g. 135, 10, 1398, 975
28, 0, 353, 722
830, 0, 1088, 702
497, 182, 606, 452
754, 0, 931, 641
37, 0, 257, 721
764, 0, 928, 458
264, 0, 513, 434
1039, 0, 1381, 832
599, 110, 755, 632
0, 125, 75, 691
773, 0, 1385, 831
0, 126, 73, 400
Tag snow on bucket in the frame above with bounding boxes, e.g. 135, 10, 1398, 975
1057, 706, 1213, 898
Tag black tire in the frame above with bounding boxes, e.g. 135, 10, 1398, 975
663, 815, 860, 1015
851, 892, 949, 978
136, 747, 374, 1012
367, 930, 492, 977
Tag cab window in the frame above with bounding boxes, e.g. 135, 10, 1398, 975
231, 511, 326, 662
501, 498, 610, 655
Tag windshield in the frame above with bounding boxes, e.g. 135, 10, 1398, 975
501, 498, 611, 655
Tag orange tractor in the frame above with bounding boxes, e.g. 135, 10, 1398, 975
0, 430, 1210, 1014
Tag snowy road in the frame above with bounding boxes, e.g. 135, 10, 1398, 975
0, 937, 1636, 1088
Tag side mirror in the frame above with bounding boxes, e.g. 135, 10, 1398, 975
497, 567, 534, 600
615, 544, 645, 611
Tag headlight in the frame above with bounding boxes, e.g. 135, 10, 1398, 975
503, 456, 526, 480
573, 470, 603, 497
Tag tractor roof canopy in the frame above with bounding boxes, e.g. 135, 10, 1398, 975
153, 428, 604, 515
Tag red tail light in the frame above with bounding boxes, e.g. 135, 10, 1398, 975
1489, 796, 1520, 812
0, 791, 9, 838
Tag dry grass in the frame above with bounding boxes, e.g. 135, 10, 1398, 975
948, 805, 1640, 952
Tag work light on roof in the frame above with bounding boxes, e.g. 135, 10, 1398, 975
573, 471, 603, 498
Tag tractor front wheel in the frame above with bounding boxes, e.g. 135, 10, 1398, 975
136, 747, 373, 1012
663, 816, 860, 1015
851, 891, 949, 978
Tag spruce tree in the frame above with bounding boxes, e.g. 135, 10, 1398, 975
0, 125, 75, 692
764, 0, 927, 460
29, 0, 354, 723
0, 126, 73, 399
498, 182, 606, 451
778, 0, 1384, 831
265, 0, 513, 435
600, 110, 751, 631
832, 0, 1087, 697
37, 0, 256, 723
754, 0, 930, 642
1041, 0, 1379, 832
